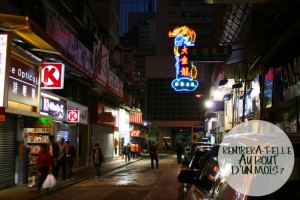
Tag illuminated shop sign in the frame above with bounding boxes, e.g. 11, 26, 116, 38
67, 110, 79, 123
40, 95, 66, 118
0, 34, 9, 107
130, 130, 141, 137
8, 58, 39, 107
168, 26, 198, 92
67, 101, 88, 125
41, 62, 65, 89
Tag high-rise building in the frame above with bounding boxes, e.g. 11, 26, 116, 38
120, 0, 156, 36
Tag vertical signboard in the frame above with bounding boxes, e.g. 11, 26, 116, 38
168, 26, 199, 92
0, 34, 10, 107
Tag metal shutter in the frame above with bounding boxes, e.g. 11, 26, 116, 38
0, 115, 17, 189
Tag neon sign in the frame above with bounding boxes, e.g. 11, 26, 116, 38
169, 26, 198, 92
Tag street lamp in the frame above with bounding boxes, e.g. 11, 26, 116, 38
205, 100, 213, 108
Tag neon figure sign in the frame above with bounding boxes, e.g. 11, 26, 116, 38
168, 26, 198, 91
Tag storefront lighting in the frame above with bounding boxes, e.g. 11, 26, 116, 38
41, 92, 60, 101
31, 48, 61, 55
40, 112, 49, 116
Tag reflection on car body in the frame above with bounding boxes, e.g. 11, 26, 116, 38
178, 142, 300, 200
179, 145, 214, 195
183, 142, 213, 165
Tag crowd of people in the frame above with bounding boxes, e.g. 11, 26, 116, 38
35, 136, 76, 192
122, 142, 141, 162
35, 137, 166, 192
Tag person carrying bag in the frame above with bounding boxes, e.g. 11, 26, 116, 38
35, 143, 53, 192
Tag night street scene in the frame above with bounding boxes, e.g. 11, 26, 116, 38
0, 0, 300, 200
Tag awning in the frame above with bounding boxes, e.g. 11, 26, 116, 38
0, 13, 57, 53
0, 14, 93, 80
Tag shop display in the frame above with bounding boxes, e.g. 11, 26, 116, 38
25, 128, 51, 188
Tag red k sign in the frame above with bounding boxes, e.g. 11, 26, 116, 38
41, 63, 65, 89
67, 110, 80, 123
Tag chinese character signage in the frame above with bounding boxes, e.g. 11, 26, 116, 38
41, 63, 65, 89
130, 130, 141, 137
0, 34, 10, 107
168, 26, 199, 92
8, 58, 39, 107
189, 46, 231, 62
40, 95, 66, 118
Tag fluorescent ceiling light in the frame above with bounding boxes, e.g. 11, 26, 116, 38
41, 92, 60, 101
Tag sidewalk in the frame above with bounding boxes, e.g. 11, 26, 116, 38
0, 156, 144, 200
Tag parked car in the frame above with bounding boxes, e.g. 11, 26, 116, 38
179, 145, 213, 195
178, 142, 300, 200
182, 142, 213, 165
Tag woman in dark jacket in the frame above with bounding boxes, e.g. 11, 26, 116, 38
92, 143, 104, 178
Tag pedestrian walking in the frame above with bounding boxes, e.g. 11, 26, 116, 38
130, 142, 136, 159
92, 143, 104, 178
175, 140, 185, 164
65, 141, 76, 181
56, 137, 66, 180
48, 135, 60, 178
135, 143, 140, 158
123, 143, 131, 162
35, 143, 52, 192
149, 142, 159, 169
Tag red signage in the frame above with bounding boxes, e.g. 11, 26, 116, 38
0, 115, 5, 122
67, 110, 79, 123
98, 112, 115, 123
41, 63, 65, 89
130, 130, 141, 137
129, 112, 142, 124
0, 108, 5, 122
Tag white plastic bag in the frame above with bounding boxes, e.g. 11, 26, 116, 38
42, 174, 56, 189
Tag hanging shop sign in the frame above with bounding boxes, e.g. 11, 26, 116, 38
8, 58, 39, 107
130, 130, 141, 137
67, 110, 79, 123
40, 93, 66, 118
168, 26, 198, 92
0, 33, 10, 108
129, 112, 142, 125
40, 62, 65, 89
67, 101, 88, 125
